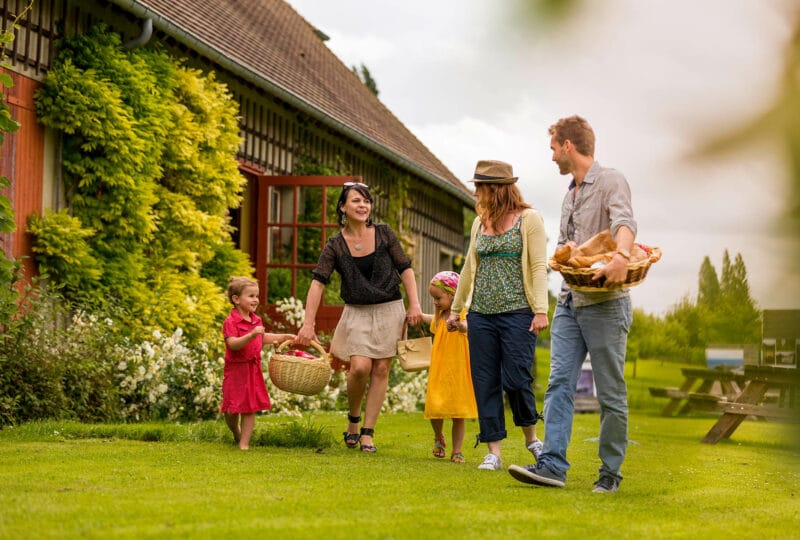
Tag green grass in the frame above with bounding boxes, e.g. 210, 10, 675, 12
1, 359, 799, 539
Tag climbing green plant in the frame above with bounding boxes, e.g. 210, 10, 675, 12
31, 25, 252, 344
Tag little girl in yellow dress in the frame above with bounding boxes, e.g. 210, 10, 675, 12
421, 271, 478, 463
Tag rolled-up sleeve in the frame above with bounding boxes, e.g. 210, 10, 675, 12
603, 170, 637, 239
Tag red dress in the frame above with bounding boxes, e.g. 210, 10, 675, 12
220, 309, 271, 413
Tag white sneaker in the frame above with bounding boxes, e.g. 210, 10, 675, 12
527, 440, 543, 462
477, 453, 502, 470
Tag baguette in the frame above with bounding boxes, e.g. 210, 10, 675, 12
566, 253, 613, 268
576, 229, 616, 256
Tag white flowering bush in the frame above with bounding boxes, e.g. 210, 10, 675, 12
116, 328, 223, 421
2, 289, 428, 426
274, 296, 305, 329
383, 364, 428, 413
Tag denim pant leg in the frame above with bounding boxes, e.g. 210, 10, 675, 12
499, 312, 539, 427
467, 312, 506, 442
540, 300, 586, 476
577, 296, 632, 481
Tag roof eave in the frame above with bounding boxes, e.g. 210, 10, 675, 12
110, 0, 475, 206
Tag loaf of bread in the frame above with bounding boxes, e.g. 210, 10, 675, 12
553, 243, 576, 264
630, 244, 648, 264
554, 230, 617, 268
577, 229, 616, 255
567, 253, 613, 268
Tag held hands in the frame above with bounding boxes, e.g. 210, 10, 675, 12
405, 303, 422, 327
445, 312, 460, 333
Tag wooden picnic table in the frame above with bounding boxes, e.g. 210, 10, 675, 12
649, 367, 747, 417
701, 365, 800, 444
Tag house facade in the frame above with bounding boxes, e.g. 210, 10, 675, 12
0, 0, 474, 330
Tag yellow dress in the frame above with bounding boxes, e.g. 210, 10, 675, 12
423, 312, 478, 419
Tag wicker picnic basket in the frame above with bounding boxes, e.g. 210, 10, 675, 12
268, 339, 333, 396
549, 246, 662, 292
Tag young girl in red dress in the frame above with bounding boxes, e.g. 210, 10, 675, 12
221, 277, 295, 450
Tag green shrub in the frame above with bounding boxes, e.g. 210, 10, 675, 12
31, 25, 248, 350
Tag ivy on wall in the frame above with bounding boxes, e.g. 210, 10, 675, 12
29, 25, 252, 343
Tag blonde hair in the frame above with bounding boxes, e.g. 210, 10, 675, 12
474, 183, 531, 229
226, 276, 258, 304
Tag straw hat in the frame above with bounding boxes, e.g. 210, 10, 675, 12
469, 160, 518, 184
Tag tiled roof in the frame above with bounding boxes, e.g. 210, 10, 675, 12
112, 0, 473, 201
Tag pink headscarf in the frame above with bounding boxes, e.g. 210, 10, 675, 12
430, 271, 460, 296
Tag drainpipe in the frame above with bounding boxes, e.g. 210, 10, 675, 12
123, 17, 153, 49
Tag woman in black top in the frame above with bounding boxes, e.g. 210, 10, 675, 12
297, 182, 422, 453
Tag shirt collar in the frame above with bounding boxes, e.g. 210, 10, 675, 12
569, 160, 600, 190
229, 308, 257, 325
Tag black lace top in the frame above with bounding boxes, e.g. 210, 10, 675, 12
311, 224, 412, 305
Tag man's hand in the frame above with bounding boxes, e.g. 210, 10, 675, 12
592, 253, 628, 288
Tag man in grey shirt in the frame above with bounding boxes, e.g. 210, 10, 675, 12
509, 115, 636, 493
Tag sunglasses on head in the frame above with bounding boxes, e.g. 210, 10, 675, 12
343, 181, 368, 189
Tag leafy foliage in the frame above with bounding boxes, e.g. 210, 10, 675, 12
31, 26, 252, 344
351, 62, 379, 96
627, 250, 761, 364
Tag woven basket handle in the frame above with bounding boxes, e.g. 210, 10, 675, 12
401, 321, 428, 339
276, 339, 331, 365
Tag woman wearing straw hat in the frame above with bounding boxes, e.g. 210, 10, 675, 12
447, 160, 549, 471
297, 181, 422, 453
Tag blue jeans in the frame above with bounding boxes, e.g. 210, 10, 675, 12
540, 295, 632, 482
466, 310, 539, 443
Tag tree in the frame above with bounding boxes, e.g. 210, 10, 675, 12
697, 256, 721, 307
719, 250, 761, 344
352, 63, 379, 96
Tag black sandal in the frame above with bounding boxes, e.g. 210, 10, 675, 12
359, 427, 377, 453
343, 414, 361, 449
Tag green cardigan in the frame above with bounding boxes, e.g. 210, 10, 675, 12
452, 208, 549, 315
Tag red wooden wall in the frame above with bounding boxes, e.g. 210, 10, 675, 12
1, 69, 44, 280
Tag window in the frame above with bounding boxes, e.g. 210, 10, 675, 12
256, 175, 361, 331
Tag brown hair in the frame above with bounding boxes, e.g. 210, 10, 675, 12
226, 276, 258, 304
336, 183, 374, 227
474, 183, 531, 230
549, 115, 595, 157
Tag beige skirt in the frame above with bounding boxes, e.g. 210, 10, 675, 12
329, 299, 405, 361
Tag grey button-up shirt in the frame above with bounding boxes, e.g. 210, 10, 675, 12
557, 160, 637, 307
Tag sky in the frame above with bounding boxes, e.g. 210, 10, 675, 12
286, 0, 800, 315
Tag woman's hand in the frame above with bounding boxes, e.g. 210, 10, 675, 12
530, 313, 549, 336
405, 303, 422, 326
296, 322, 317, 347
445, 312, 460, 332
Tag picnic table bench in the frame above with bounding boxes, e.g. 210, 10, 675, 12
701, 365, 800, 444
649, 367, 747, 417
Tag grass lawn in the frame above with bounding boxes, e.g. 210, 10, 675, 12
1, 359, 798, 539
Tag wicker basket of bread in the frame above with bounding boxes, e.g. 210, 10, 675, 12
268, 339, 333, 396
549, 230, 662, 292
